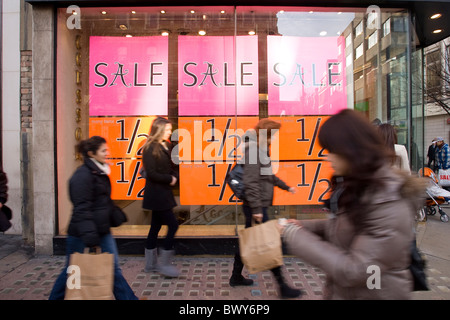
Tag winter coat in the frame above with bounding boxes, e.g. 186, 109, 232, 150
436, 143, 450, 169
67, 158, 116, 247
241, 130, 290, 214
142, 142, 178, 211
0, 169, 7, 205
282, 166, 426, 300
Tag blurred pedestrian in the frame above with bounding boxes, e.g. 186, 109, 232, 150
142, 117, 180, 277
0, 167, 12, 232
427, 138, 437, 171
377, 123, 410, 174
279, 109, 426, 299
229, 118, 302, 299
49, 136, 138, 300
435, 137, 450, 170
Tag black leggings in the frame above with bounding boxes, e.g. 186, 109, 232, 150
146, 209, 179, 250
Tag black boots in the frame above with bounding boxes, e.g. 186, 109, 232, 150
229, 252, 254, 286
229, 254, 302, 299
229, 274, 254, 286
271, 266, 302, 298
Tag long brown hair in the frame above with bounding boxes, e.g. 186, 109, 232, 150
376, 123, 399, 166
143, 117, 171, 158
318, 109, 390, 221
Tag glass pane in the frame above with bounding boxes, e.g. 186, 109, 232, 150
56, 5, 419, 237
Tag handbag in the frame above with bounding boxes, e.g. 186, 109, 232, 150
438, 168, 450, 186
410, 240, 429, 291
226, 163, 245, 200
238, 220, 283, 273
65, 247, 114, 300
110, 205, 128, 227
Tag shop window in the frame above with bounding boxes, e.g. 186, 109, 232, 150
55, 6, 417, 238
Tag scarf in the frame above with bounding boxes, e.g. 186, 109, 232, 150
90, 158, 111, 175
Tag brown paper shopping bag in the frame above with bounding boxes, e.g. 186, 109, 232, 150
65, 247, 114, 300
238, 220, 283, 273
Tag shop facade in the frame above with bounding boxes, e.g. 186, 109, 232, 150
16, 0, 450, 254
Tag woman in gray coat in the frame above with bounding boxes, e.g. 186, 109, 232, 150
280, 110, 426, 299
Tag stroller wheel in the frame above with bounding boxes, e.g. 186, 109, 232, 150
427, 207, 437, 215
440, 213, 449, 223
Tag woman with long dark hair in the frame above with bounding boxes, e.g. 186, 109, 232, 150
280, 109, 426, 299
142, 117, 180, 277
49, 136, 137, 300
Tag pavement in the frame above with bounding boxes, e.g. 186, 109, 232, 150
0, 213, 450, 301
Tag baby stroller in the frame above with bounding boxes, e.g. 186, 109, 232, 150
418, 167, 449, 222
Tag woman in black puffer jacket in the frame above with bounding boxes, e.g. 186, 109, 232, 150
49, 136, 137, 300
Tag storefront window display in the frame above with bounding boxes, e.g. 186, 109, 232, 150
56, 6, 421, 239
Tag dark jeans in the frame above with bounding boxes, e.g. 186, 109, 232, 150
232, 206, 283, 277
146, 209, 179, 250
49, 234, 138, 300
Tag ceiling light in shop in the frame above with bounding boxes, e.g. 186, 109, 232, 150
131, 11, 136, 14
125, 35, 133, 37
198, 30, 206, 36
320, 31, 327, 36
221, 10, 226, 14
433, 29, 442, 33
161, 31, 170, 36
101, 11, 107, 15
191, 10, 195, 14
248, 30, 256, 35
161, 10, 166, 14
430, 13, 442, 19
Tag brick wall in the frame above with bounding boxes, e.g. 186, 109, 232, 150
20, 50, 32, 132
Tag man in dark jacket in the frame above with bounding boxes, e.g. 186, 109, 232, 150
229, 119, 302, 299
427, 138, 437, 171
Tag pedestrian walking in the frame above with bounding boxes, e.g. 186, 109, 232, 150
279, 109, 426, 299
427, 138, 437, 170
49, 136, 138, 300
142, 117, 180, 278
0, 167, 12, 232
435, 137, 450, 170
229, 118, 302, 299
376, 123, 410, 173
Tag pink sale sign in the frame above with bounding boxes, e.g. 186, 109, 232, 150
267, 36, 347, 116
178, 36, 259, 116
89, 36, 169, 116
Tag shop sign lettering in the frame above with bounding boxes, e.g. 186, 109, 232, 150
267, 36, 348, 115
89, 36, 168, 116
178, 35, 259, 116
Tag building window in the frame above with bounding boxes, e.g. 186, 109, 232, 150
355, 43, 364, 59
346, 33, 352, 47
383, 18, 391, 37
355, 21, 363, 37
368, 30, 378, 49
425, 49, 442, 100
